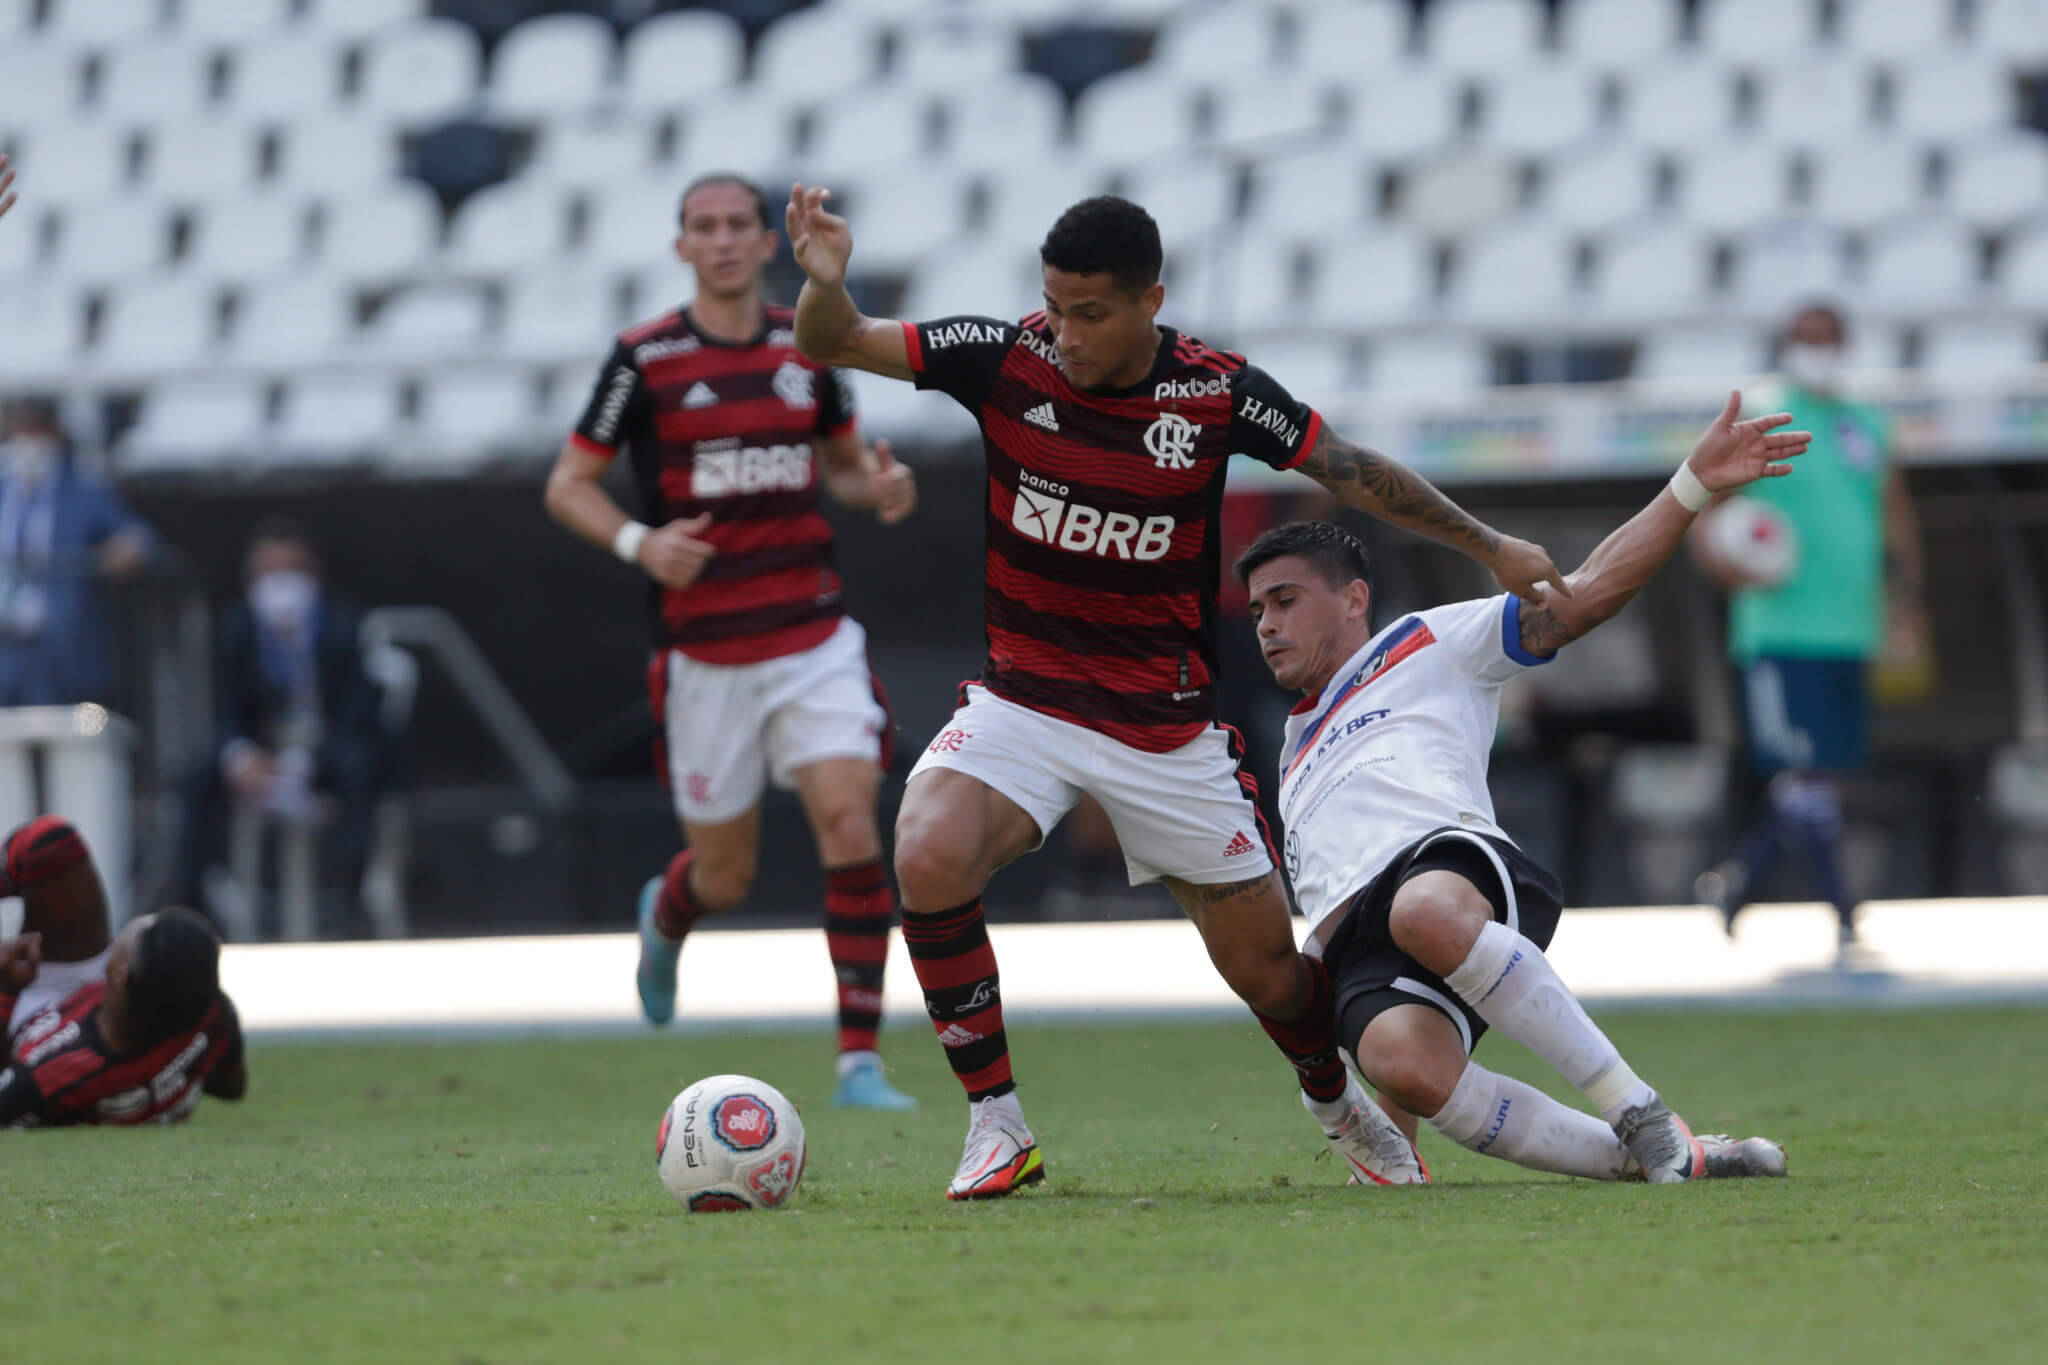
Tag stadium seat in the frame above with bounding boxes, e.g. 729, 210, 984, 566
410, 368, 542, 464
1361, 332, 1491, 393
1187, 236, 1303, 335
144, 121, 263, 201
1211, 79, 1335, 149
1890, 58, 2019, 142
276, 119, 402, 196
93, 277, 222, 381
120, 378, 271, 471
358, 20, 483, 127
1592, 226, 1715, 323
1288, 0, 1411, 77
1842, 322, 1905, 371
528, 112, 664, 192
674, 95, 797, 183
2001, 225, 2048, 309
96, 44, 213, 122
1535, 144, 1662, 232
42, 0, 160, 48
183, 196, 308, 283
898, 242, 1041, 324
1946, 131, 2048, 228
1478, 65, 1604, 158
1556, 0, 1684, 67
1732, 222, 1850, 316
1976, 0, 2048, 65
1306, 230, 1435, 329
1696, 0, 1821, 57
1617, 61, 1740, 150
896, 25, 1021, 93
834, 171, 969, 273
0, 283, 88, 384
1805, 140, 1930, 227
1752, 61, 1876, 146
0, 45, 82, 131
1835, 0, 1960, 59
180, 0, 294, 42
755, 8, 885, 102
51, 201, 167, 286
1419, 0, 1548, 75
586, 183, 690, 275
275, 373, 402, 461
978, 160, 1114, 256
500, 270, 624, 366
939, 76, 1065, 170
13, 124, 133, 205
1246, 147, 1379, 234
0, 198, 36, 278
1122, 164, 1237, 255
1349, 71, 1461, 160
807, 91, 937, 178
1919, 318, 2041, 375
1673, 142, 1794, 233
1634, 325, 1768, 383
1401, 152, 1519, 238
444, 182, 570, 276
489, 14, 615, 122
317, 182, 440, 286
1450, 226, 1579, 328
1859, 217, 1980, 312
1236, 334, 1356, 410
1074, 68, 1202, 167
229, 275, 356, 369
1154, 3, 1286, 75
225, 32, 342, 122
302, 0, 427, 40
619, 10, 746, 109
0, 0, 31, 37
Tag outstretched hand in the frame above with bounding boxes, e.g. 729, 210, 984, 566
1690, 390, 1810, 492
1490, 534, 1572, 605
785, 182, 852, 287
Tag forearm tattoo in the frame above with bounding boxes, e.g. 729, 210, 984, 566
1299, 427, 1500, 557
1517, 600, 1576, 655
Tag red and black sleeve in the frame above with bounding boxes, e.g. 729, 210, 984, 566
1228, 362, 1323, 472
569, 339, 648, 460
816, 366, 857, 439
901, 315, 1018, 412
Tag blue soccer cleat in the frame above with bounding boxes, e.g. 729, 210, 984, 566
832, 1055, 919, 1110
635, 875, 680, 1027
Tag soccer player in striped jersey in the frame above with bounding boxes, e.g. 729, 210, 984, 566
546, 174, 920, 1110
1242, 393, 1800, 1184
787, 185, 1570, 1197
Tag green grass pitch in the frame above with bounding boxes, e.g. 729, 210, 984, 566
6, 1005, 2045, 1364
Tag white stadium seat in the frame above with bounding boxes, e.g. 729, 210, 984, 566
1697, 0, 1821, 58
1946, 131, 2048, 229
96, 44, 212, 122
939, 77, 1065, 170
1237, 335, 1356, 410
1074, 68, 1201, 166
1536, 144, 1661, 232
1362, 332, 1491, 393
277, 119, 401, 196
1420, 0, 1547, 76
899, 244, 1042, 325
1122, 164, 1237, 254
586, 184, 685, 273
229, 276, 355, 369
1154, 3, 1286, 75
52, 202, 167, 286
808, 91, 936, 178
1403, 151, 1519, 237
226, 34, 342, 121
1557, 0, 1684, 67
1674, 143, 1795, 233
620, 10, 745, 109
500, 270, 623, 366
121, 378, 271, 471
835, 171, 968, 273
302, 0, 426, 40
0, 0, 32, 37
1634, 326, 1769, 383
896, 26, 1020, 93
1450, 227, 1578, 328
184, 197, 307, 283
14, 124, 133, 205
1843, 322, 1906, 371
358, 20, 481, 127
1593, 226, 1715, 323
144, 120, 263, 200
0, 199, 36, 278
674, 95, 797, 181
361, 283, 489, 361
1977, 0, 2048, 65
1835, 0, 1960, 59
276, 373, 402, 460
978, 160, 1114, 257
2001, 227, 2048, 310
528, 113, 665, 191
318, 182, 439, 285
1246, 148, 1379, 233
410, 369, 543, 465
1919, 319, 2041, 375
0, 283, 87, 384
490, 14, 615, 121
755, 9, 884, 102
1307, 231, 1436, 329
1891, 59, 2019, 142
1290, 0, 1411, 79
181, 0, 294, 42
1752, 61, 1876, 146
0, 45, 83, 131
1806, 141, 1929, 227
94, 277, 220, 380
1732, 222, 1850, 315
1860, 218, 1979, 312
1618, 61, 1740, 150
445, 182, 570, 275
1211, 79, 1334, 149
43, 0, 159, 47
1215, 235, 1309, 334
1479, 65, 1604, 158
1350, 71, 1461, 160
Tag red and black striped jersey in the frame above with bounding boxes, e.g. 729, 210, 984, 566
905, 314, 1321, 753
571, 302, 859, 665
0, 981, 245, 1128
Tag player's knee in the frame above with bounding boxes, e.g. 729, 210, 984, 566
1362, 1044, 1457, 1119
892, 819, 980, 911
1387, 881, 1488, 971
809, 801, 879, 866
690, 851, 754, 913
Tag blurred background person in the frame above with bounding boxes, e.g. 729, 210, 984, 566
1694, 303, 1929, 952
0, 397, 153, 708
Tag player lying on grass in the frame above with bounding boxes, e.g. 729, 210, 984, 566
1242, 393, 1797, 1184
0, 818, 245, 1127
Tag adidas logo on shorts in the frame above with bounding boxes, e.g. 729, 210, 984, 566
1022, 402, 1059, 432
684, 382, 718, 409
1222, 830, 1257, 858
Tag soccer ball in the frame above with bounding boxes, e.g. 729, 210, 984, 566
1692, 495, 1801, 590
655, 1074, 807, 1212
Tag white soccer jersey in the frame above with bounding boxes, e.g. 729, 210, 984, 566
1276, 595, 1553, 938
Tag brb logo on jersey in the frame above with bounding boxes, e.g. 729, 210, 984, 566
691, 438, 813, 497
1011, 471, 1175, 560
1144, 413, 1201, 470
711, 1093, 778, 1152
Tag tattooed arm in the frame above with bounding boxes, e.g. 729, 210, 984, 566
1296, 424, 1567, 604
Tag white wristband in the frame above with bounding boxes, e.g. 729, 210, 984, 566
1668, 462, 1712, 513
612, 521, 650, 565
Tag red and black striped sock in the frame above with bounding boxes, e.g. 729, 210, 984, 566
1254, 954, 1347, 1103
900, 898, 1012, 1101
824, 861, 893, 1055
652, 849, 702, 941
2, 816, 87, 896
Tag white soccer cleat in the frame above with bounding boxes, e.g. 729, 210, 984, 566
1699, 1133, 1788, 1179
1309, 1082, 1429, 1187
1612, 1095, 1707, 1184
945, 1095, 1045, 1201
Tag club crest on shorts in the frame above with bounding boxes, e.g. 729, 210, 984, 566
710, 1092, 778, 1152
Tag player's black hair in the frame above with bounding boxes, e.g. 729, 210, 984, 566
1039, 196, 1164, 296
1234, 521, 1372, 591
679, 173, 772, 231
1785, 299, 1849, 343
245, 515, 319, 571
125, 908, 221, 1045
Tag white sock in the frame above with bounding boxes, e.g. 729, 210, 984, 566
971, 1091, 1027, 1130
1302, 1076, 1363, 1131
1442, 920, 1655, 1123
836, 1049, 880, 1080
1428, 1061, 1631, 1180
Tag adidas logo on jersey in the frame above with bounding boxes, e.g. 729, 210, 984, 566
1022, 403, 1059, 431
683, 382, 718, 409
1222, 830, 1258, 858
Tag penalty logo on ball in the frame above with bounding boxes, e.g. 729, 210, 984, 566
710, 1093, 777, 1152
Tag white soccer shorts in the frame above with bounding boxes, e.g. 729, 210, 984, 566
907, 684, 1275, 886
658, 619, 887, 826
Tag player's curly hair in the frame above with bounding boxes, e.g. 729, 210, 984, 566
126, 908, 221, 1045
679, 173, 772, 230
1234, 521, 1372, 590
1040, 196, 1163, 295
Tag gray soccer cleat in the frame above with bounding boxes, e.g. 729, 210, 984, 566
1699, 1133, 1788, 1178
1613, 1095, 1707, 1184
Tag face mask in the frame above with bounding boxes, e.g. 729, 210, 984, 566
249, 570, 318, 627
1782, 342, 1843, 394
0, 435, 60, 486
